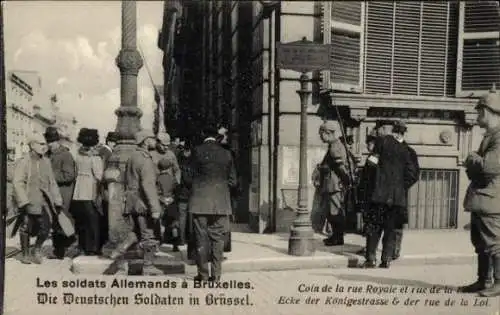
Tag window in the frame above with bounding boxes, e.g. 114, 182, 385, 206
364, 1, 457, 97
321, 1, 365, 92
456, 0, 500, 96
407, 169, 458, 229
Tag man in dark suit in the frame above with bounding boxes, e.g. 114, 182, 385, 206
392, 121, 420, 260
362, 121, 418, 268
189, 125, 237, 281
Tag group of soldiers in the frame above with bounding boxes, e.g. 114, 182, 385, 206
313, 119, 419, 269
7, 122, 237, 281
313, 85, 500, 298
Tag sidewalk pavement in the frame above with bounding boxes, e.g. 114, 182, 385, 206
208, 228, 476, 273
6, 227, 476, 274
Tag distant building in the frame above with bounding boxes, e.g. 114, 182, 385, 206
5, 71, 40, 158
6, 71, 80, 158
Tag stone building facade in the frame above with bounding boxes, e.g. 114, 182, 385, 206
165, 1, 500, 233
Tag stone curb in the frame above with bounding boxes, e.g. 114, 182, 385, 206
220, 253, 476, 273
70, 252, 476, 275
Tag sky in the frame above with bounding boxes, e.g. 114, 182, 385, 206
4, 1, 164, 141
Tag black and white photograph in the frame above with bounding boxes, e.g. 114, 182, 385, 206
1, 1, 500, 314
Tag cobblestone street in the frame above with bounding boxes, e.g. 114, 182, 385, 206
4, 257, 500, 315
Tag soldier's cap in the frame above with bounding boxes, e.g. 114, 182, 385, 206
28, 132, 47, 145
476, 84, 500, 114
392, 120, 408, 134
135, 129, 156, 145
319, 120, 336, 132
157, 132, 171, 145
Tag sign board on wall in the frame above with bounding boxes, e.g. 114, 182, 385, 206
281, 146, 325, 186
277, 39, 333, 73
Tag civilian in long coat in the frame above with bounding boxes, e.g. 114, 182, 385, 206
12, 133, 63, 264
71, 128, 103, 255
392, 121, 420, 260
44, 127, 77, 259
461, 86, 500, 297
361, 126, 417, 269
189, 125, 237, 281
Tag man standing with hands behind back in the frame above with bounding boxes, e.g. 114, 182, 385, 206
189, 125, 237, 282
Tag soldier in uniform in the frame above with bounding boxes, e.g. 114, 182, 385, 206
317, 121, 353, 246
189, 125, 237, 281
44, 127, 77, 259
153, 132, 181, 184
122, 130, 163, 276
12, 133, 63, 264
461, 85, 500, 297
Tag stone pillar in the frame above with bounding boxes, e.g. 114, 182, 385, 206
349, 107, 368, 164
103, 1, 143, 254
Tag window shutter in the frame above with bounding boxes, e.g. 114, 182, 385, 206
365, 1, 456, 97
364, 2, 394, 94
330, 1, 364, 92
393, 2, 421, 95
417, 2, 450, 96
457, 0, 500, 96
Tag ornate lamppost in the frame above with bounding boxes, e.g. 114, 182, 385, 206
102, 1, 143, 256
287, 71, 315, 256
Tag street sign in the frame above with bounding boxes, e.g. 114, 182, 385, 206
276, 37, 332, 73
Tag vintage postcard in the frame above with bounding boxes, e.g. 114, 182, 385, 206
2, 1, 500, 315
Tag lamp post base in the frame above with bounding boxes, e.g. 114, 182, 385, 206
288, 225, 315, 256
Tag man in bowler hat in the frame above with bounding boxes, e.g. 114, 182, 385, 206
189, 125, 237, 281
461, 85, 500, 297
44, 127, 77, 259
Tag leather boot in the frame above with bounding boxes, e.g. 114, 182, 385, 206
459, 253, 492, 293
107, 233, 138, 260
31, 246, 43, 265
115, 259, 129, 276
141, 241, 162, 276
479, 255, 500, 297
19, 233, 31, 264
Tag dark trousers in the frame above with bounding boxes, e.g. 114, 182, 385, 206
100, 200, 109, 248
365, 204, 397, 263
393, 229, 403, 258
71, 200, 101, 255
470, 213, 495, 281
178, 202, 188, 245
324, 192, 345, 240
327, 213, 345, 240
133, 214, 158, 243
19, 211, 50, 247
192, 214, 229, 280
